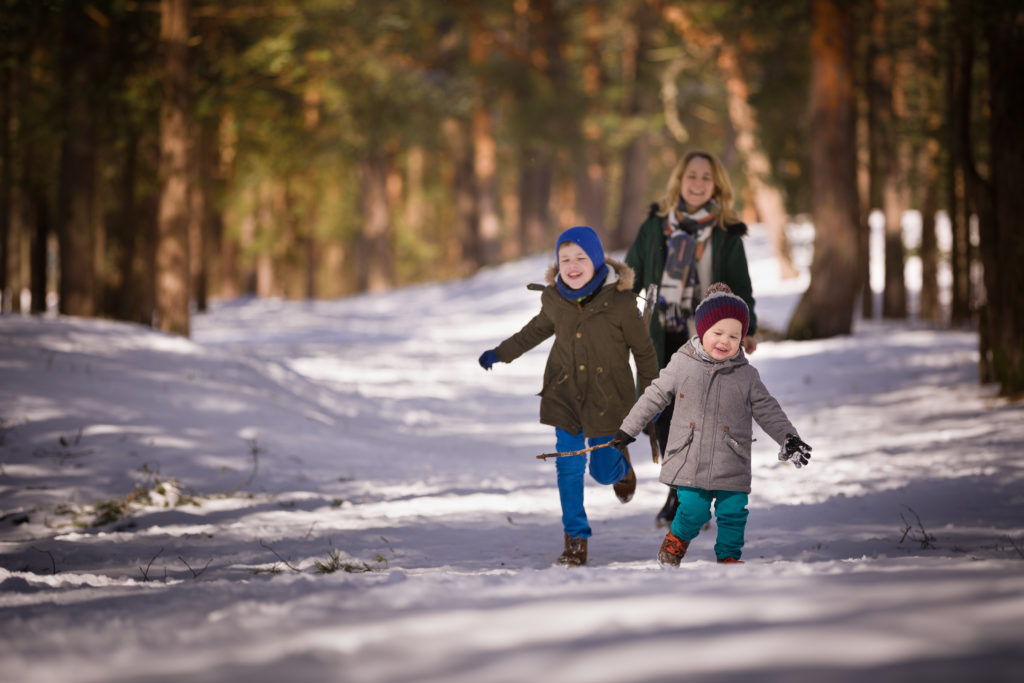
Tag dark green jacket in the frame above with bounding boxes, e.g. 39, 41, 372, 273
625, 211, 757, 367
494, 259, 659, 438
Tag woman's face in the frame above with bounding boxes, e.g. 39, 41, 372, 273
679, 156, 715, 213
557, 242, 595, 290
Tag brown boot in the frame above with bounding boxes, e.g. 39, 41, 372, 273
658, 532, 689, 566
557, 533, 588, 567
612, 446, 636, 503
717, 557, 744, 564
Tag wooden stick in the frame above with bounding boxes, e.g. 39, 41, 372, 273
536, 443, 611, 460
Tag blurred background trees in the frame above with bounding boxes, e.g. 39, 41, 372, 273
1, 0, 1021, 394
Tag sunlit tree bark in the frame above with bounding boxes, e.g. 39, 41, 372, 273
356, 148, 393, 293
787, 0, 861, 339
154, 0, 191, 335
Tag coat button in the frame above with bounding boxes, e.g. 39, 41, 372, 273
576, 332, 582, 338
578, 364, 585, 371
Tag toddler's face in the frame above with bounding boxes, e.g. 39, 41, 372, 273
558, 242, 595, 290
701, 318, 743, 360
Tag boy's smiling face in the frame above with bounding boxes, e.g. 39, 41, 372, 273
558, 242, 595, 290
701, 318, 743, 360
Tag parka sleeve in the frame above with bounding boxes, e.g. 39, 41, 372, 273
748, 367, 797, 446
493, 307, 555, 363
618, 358, 675, 438
621, 297, 659, 394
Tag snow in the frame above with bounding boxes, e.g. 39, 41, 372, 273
2, 225, 1023, 683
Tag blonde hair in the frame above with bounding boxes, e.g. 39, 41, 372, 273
658, 150, 738, 224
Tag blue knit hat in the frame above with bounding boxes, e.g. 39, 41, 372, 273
695, 283, 749, 340
554, 226, 610, 301
556, 226, 606, 269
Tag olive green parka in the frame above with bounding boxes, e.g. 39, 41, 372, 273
494, 259, 659, 438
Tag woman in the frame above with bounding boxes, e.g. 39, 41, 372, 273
625, 150, 759, 527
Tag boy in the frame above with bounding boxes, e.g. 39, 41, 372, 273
479, 226, 659, 566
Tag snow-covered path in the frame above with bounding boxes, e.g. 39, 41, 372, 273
2, 239, 1023, 682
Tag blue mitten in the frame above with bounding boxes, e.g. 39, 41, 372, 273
779, 434, 812, 468
478, 349, 499, 371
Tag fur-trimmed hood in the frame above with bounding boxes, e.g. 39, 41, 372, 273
543, 257, 636, 292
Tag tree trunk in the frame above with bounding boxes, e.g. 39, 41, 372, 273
471, 108, 501, 267
855, 51, 873, 321
518, 145, 554, 255
575, 150, 608, 235
914, 0, 942, 325
868, 0, 907, 320
301, 86, 321, 299
255, 180, 277, 298
155, 0, 191, 336
356, 148, 393, 293
29, 193, 48, 314
615, 136, 650, 250
575, 0, 608, 234
405, 145, 426, 244
0, 59, 10, 311
946, 5, 973, 328
612, 2, 654, 251
787, 0, 860, 340
56, 3, 98, 317
718, 41, 798, 279
441, 117, 478, 276
468, 23, 501, 268
980, 6, 1024, 395
111, 127, 140, 322
188, 116, 214, 313
216, 109, 240, 300
917, 145, 941, 323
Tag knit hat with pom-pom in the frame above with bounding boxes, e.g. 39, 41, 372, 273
694, 283, 749, 340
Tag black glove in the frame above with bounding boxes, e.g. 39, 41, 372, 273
779, 434, 812, 468
609, 429, 636, 452
478, 349, 498, 370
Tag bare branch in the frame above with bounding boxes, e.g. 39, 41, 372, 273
258, 539, 301, 572
139, 547, 165, 581
30, 546, 57, 574
178, 555, 212, 579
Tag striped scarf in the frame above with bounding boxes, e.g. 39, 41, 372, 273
658, 200, 718, 332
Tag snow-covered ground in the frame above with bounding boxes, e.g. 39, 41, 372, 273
2, 224, 1023, 683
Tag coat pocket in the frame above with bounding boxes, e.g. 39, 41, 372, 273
539, 365, 570, 397
724, 432, 743, 454
721, 427, 752, 470
663, 422, 696, 464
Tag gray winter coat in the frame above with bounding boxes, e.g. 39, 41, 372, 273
494, 259, 659, 438
619, 338, 798, 493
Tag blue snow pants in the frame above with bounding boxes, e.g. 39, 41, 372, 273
671, 486, 750, 561
554, 428, 631, 539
